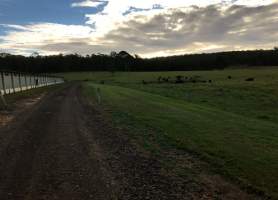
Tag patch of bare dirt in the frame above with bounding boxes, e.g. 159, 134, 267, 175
0, 94, 44, 128
0, 114, 13, 127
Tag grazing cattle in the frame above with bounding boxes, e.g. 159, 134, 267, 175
158, 76, 162, 83
228, 76, 232, 79
162, 77, 169, 82
245, 78, 255, 82
175, 75, 184, 84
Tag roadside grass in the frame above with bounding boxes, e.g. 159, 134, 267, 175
84, 83, 278, 198
63, 68, 278, 198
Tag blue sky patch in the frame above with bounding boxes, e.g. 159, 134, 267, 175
0, 0, 105, 25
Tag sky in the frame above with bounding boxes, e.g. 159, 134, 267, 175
0, 0, 278, 57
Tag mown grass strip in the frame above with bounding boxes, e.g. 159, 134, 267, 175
84, 82, 278, 198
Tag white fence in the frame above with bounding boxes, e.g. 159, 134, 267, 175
0, 71, 64, 95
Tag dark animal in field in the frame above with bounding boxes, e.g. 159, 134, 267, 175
142, 80, 147, 85
245, 78, 255, 82
258, 115, 270, 120
162, 77, 170, 82
208, 80, 212, 83
188, 76, 198, 83
228, 76, 232, 79
158, 76, 162, 83
175, 75, 184, 84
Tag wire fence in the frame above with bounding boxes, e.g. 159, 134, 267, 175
0, 71, 64, 95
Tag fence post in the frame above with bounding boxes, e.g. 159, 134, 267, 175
19, 73, 22, 92
29, 76, 31, 89
24, 74, 27, 90
96, 88, 101, 104
1, 71, 6, 95
34, 75, 36, 88
40, 76, 43, 87
32, 75, 34, 89
35, 75, 38, 88
11, 72, 15, 93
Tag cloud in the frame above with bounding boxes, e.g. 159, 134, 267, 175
84, 0, 277, 34
84, 0, 222, 36
0, 23, 94, 55
0, 1, 278, 57
96, 3, 278, 56
71, 0, 106, 8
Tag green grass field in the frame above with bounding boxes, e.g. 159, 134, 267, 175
63, 68, 278, 198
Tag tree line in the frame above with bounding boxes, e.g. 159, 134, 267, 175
0, 48, 278, 73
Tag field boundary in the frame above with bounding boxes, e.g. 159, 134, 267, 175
0, 70, 64, 95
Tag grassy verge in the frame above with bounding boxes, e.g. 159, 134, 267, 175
84, 82, 278, 198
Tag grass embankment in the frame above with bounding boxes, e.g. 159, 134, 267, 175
64, 68, 278, 198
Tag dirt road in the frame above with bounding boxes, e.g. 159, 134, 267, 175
0, 83, 257, 200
